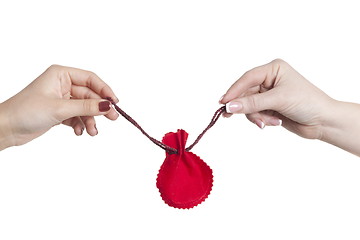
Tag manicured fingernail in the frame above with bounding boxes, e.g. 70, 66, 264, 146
99, 101, 110, 112
219, 95, 224, 103
255, 119, 265, 129
226, 102, 243, 113
269, 118, 282, 126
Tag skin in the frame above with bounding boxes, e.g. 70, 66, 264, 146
1, 60, 359, 156
0, 65, 119, 150
220, 59, 360, 157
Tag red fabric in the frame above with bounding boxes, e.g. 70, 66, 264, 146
156, 129, 213, 209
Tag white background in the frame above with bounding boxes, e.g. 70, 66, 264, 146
1, 0, 360, 239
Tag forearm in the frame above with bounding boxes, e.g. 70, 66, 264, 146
321, 100, 360, 156
0, 102, 14, 151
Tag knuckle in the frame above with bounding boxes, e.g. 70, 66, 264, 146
46, 65, 67, 82
243, 68, 257, 79
271, 58, 289, 69
272, 58, 285, 64
47, 64, 61, 72
84, 91, 93, 100
52, 100, 65, 121
83, 100, 96, 114
87, 70, 99, 81
85, 71, 99, 88
99, 85, 111, 97
247, 94, 259, 113
87, 71, 97, 79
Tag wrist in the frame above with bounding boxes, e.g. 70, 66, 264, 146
320, 99, 346, 143
320, 99, 360, 156
0, 102, 15, 150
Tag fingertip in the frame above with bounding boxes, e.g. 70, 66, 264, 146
219, 94, 230, 104
87, 126, 98, 136
72, 122, 85, 136
113, 113, 119, 120
225, 102, 230, 113
74, 128, 80, 136
222, 94, 239, 106
222, 112, 233, 118
254, 119, 265, 129
74, 126, 84, 136
105, 109, 119, 121
81, 116, 98, 136
219, 94, 225, 104
267, 118, 282, 127
225, 101, 243, 114
105, 96, 119, 104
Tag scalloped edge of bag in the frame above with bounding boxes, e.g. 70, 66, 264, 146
156, 151, 213, 209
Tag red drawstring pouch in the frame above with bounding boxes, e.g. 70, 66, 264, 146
156, 130, 213, 209
107, 98, 225, 209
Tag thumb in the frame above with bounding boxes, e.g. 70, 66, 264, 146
225, 90, 280, 114
55, 99, 111, 121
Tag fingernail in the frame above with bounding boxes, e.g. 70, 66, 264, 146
219, 95, 224, 103
225, 102, 243, 113
99, 101, 110, 112
255, 119, 265, 129
269, 118, 282, 126
80, 128, 84, 135
94, 125, 98, 136
108, 96, 119, 103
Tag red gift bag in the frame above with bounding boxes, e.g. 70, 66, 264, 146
108, 97, 225, 209
157, 130, 213, 209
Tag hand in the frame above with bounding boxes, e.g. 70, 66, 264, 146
220, 59, 360, 156
0, 65, 119, 150
220, 59, 333, 139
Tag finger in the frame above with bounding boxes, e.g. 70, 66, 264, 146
246, 112, 282, 129
225, 89, 282, 114
221, 59, 283, 104
262, 111, 283, 126
62, 117, 85, 136
222, 112, 233, 118
70, 85, 119, 120
71, 85, 100, 100
219, 86, 258, 118
81, 116, 98, 136
54, 99, 112, 122
245, 113, 266, 129
106, 108, 119, 120
60, 66, 119, 103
